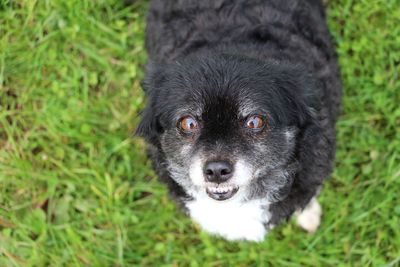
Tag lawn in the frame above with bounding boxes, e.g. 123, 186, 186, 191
0, 0, 399, 266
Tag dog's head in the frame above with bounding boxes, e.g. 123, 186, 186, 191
137, 54, 320, 203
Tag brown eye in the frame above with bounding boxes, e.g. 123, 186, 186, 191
179, 116, 199, 133
245, 115, 265, 130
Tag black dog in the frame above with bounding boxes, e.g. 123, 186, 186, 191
137, 0, 341, 241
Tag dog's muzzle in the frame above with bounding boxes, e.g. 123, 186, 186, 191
202, 160, 239, 200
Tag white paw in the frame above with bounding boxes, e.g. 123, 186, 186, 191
296, 198, 322, 233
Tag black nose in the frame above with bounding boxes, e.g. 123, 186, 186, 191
203, 161, 233, 183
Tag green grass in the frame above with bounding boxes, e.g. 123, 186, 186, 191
0, 0, 399, 266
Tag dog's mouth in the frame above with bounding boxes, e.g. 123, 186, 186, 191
205, 184, 239, 201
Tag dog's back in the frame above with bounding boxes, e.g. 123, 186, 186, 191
146, 0, 341, 120
147, 0, 328, 59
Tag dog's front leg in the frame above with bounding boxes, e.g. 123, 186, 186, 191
295, 197, 322, 233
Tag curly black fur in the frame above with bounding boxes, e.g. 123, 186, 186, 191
137, 0, 341, 232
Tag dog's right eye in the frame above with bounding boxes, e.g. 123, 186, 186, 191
178, 116, 199, 133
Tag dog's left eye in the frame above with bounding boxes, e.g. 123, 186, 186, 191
245, 115, 265, 130
178, 116, 199, 133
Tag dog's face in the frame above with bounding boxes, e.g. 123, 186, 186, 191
138, 54, 317, 203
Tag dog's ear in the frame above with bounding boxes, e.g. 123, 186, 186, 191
136, 106, 161, 146
140, 61, 167, 94
276, 64, 322, 128
135, 62, 166, 145
295, 78, 333, 199
277, 64, 331, 189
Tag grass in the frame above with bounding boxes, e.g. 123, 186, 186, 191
0, 0, 399, 266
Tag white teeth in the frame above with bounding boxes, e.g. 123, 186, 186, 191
206, 185, 235, 194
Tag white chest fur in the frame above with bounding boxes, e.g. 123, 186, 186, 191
186, 194, 270, 242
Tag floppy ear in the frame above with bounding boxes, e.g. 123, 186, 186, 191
136, 104, 160, 145
135, 62, 166, 146
293, 78, 334, 210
